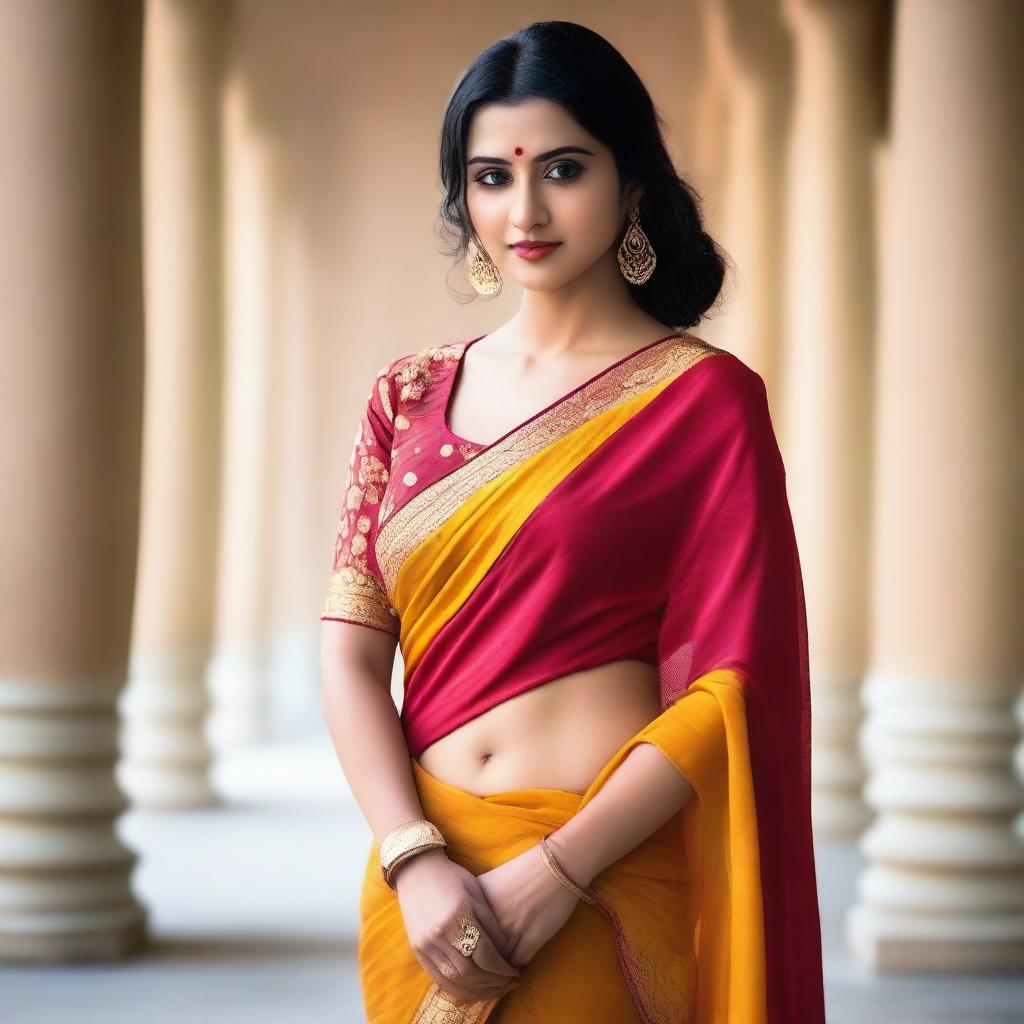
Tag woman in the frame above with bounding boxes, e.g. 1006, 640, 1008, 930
320, 20, 825, 1024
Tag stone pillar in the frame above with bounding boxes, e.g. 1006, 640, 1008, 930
700, 0, 792, 400
119, 0, 227, 807
264, 209, 324, 737
690, 0, 733, 220
779, 0, 885, 840
206, 70, 277, 750
847, 0, 1024, 971
1016, 690, 1024, 841
0, 2, 147, 960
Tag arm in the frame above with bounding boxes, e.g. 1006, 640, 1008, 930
318, 361, 430, 846
545, 741, 695, 889
320, 621, 438, 848
318, 364, 520, 1000
321, 620, 522, 1000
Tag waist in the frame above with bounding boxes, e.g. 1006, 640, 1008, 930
412, 659, 661, 797
404, 737, 699, 889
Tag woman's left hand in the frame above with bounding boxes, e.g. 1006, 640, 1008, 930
474, 841, 585, 969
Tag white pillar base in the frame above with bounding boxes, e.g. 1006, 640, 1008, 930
847, 673, 1024, 972
206, 643, 268, 750
0, 677, 147, 962
811, 681, 872, 840
848, 904, 1024, 973
118, 647, 217, 808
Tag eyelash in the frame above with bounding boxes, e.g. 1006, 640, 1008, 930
473, 160, 584, 189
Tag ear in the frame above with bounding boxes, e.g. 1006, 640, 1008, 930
623, 182, 645, 212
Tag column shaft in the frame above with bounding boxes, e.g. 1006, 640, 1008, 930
848, 0, 1024, 971
0, 1, 147, 961
780, 0, 885, 840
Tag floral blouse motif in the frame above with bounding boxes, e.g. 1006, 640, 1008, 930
320, 342, 480, 634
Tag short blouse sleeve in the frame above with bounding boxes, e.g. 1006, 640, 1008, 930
320, 363, 401, 635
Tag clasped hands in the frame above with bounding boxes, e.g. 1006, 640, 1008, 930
478, 833, 589, 969
396, 834, 590, 1003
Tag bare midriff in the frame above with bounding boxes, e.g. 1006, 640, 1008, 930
414, 660, 662, 797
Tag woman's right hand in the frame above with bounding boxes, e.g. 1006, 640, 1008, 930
394, 847, 523, 1002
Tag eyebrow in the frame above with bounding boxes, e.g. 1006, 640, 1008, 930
466, 145, 595, 167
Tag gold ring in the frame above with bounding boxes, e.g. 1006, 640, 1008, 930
452, 916, 481, 958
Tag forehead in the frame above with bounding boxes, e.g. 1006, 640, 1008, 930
466, 97, 598, 154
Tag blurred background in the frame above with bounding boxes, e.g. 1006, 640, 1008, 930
1, 0, 1022, 1021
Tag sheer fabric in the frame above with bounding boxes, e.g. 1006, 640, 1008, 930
321, 333, 825, 1023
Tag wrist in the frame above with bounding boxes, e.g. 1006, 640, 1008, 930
544, 828, 598, 890
391, 846, 448, 891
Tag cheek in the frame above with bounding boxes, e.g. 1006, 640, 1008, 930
558, 185, 622, 249
466, 190, 504, 236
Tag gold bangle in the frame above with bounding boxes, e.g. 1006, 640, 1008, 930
539, 834, 592, 899
383, 842, 446, 889
379, 819, 447, 889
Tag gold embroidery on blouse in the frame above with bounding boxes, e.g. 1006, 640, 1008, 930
394, 343, 466, 402
321, 568, 400, 633
377, 373, 393, 423
321, 362, 403, 632
376, 335, 723, 596
323, 342, 471, 624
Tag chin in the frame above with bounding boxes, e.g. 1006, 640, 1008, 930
507, 260, 588, 290
515, 274, 576, 293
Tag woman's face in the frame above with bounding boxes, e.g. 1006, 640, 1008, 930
464, 97, 636, 292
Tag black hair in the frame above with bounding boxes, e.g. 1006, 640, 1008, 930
437, 20, 729, 329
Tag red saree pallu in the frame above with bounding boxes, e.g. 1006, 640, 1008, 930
321, 332, 826, 1023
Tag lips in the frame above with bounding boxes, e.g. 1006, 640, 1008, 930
511, 241, 561, 260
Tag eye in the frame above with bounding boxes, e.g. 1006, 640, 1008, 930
546, 160, 583, 181
472, 160, 585, 189
475, 169, 509, 188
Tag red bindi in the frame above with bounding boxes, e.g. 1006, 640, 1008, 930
514, 146, 523, 156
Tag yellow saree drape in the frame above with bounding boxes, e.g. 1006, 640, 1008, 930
356, 667, 764, 1024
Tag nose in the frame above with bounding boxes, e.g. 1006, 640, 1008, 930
509, 175, 548, 234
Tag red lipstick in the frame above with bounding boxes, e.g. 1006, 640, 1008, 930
511, 241, 561, 261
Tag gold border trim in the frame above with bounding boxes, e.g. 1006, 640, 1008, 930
321, 569, 400, 634
411, 983, 503, 1023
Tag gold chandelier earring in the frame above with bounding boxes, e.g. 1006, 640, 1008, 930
466, 237, 502, 297
616, 206, 656, 285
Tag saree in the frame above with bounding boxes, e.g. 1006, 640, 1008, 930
321, 332, 825, 1023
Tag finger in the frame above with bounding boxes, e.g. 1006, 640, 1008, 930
468, 928, 521, 979
429, 938, 512, 1001
447, 905, 520, 980
506, 939, 530, 970
448, 937, 520, 991
424, 944, 480, 1003
468, 895, 511, 954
